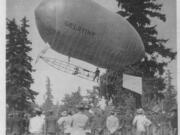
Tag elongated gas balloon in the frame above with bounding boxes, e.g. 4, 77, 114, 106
35, 0, 145, 70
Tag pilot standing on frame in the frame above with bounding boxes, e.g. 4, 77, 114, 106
93, 68, 100, 82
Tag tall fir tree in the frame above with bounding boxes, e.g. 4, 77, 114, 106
99, 0, 176, 107
116, 0, 176, 76
42, 76, 54, 112
6, 17, 38, 111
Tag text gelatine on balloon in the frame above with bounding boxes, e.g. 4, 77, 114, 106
64, 21, 96, 37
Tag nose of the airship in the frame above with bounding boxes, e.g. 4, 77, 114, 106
36, 0, 59, 27
35, 0, 58, 43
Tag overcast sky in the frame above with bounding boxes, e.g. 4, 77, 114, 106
7, 0, 177, 105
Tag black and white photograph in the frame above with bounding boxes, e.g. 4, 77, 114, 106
2, 0, 178, 135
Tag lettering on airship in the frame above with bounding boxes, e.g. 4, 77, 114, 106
64, 21, 96, 37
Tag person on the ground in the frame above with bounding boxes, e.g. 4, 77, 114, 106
91, 109, 106, 135
93, 68, 100, 82
57, 111, 67, 134
45, 110, 58, 135
29, 108, 45, 135
106, 111, 120, 135
170, 108, 178, 135
57, 110, 73, 135
83, 104, 94, 135
6, 114, 13, 135
23, 113, 30, 135
71, 103, 89, 135
10, 112, 22, 135
132, 108, 152, 135
19, 112, 26, 135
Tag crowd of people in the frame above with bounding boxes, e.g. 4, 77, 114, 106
6, 102, 177, 135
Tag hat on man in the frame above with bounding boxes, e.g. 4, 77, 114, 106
48, 109, 53, 112
61, 111, 67, 116
76, 102, 85, 110
110, 111, 115, 115
84, 104, 91, 110
137, 108, 144, 114
34, 107, 41, 111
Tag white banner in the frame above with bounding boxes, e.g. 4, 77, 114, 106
122, 74, 142, 94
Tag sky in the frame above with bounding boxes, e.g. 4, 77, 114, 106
6, 0, 177, 105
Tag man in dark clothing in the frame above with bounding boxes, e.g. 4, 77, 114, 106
170, 108, 178, 135
91, 109, 105, 135
11, 113, 22, 135
7, 114, 13, 135
45, 111, 58, 135
22, 113, 30, 135
93, 68, 100, 82
84, 105, 93, 135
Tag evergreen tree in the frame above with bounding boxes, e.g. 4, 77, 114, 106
6, 17, 38, 111
99, 0, 176, 107
60, 87, 83, 112
42, 77, 54, 112
117, 0, 176, 94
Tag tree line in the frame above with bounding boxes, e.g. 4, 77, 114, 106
6, 17, 37, 112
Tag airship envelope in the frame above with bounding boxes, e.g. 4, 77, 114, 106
35, 0, 145, 70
